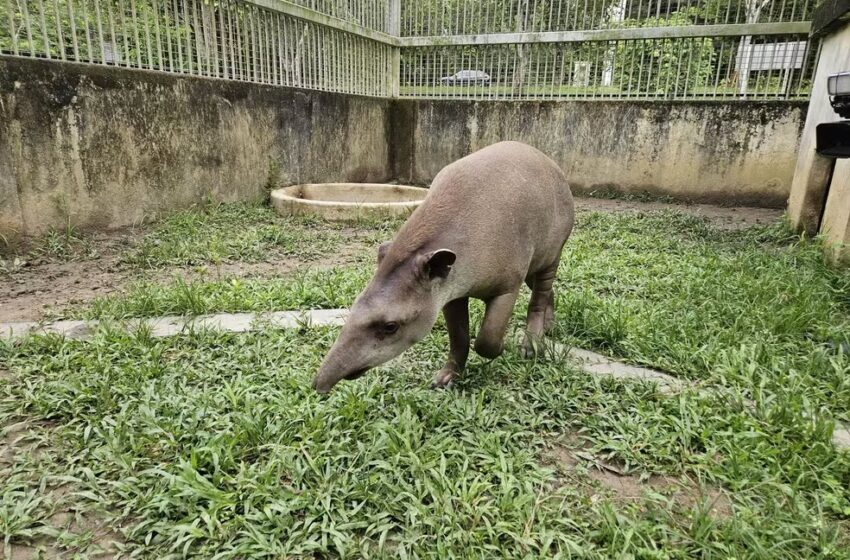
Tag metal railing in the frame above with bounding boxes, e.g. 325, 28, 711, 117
396, 0, 817, 100
288, 0, 392, 33
0, 0, 396, 97
400, 33, 816, 100
400, 0, 816, 36
0, 0, 820, 100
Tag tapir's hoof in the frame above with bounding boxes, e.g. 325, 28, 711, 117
430, 368, 456, 389
521, 336, 541, 359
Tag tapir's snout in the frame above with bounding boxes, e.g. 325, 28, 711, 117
311, 374, 333, 394
312, 334, 371, 393
311, 365, 368, 394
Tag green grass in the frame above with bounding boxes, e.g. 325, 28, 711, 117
120, 202, 402, 269
76, 209, 850, 419
399, 84, 622, 97
74, 267, 372, 319
2, 324, 849, 557
2, 206, 850, 557
121, 203, 337, 268
397, 84, 775, 99
579, 185, 681, 204
554, 212, 850, 420
1, 224, 97, 268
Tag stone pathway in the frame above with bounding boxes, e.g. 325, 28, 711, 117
0, 309, 348, 340
2, 309, 848, 450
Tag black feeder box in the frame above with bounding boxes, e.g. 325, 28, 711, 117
817, 121, 850, 158
817, 72, 850, 158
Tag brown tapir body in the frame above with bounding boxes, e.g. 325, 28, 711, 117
312, 141, 575, 393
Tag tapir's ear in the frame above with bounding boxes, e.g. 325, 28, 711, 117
419, 249, 456, 280
377, 241, 392, 264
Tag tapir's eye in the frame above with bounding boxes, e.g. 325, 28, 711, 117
383, 322, 399, 335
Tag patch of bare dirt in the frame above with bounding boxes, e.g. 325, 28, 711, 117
1, 229, 137, 323
2, 260, 124, 323
146, 242, 370, 286
1, 231, 369, 323
544, 445, 732, 519
575, 196, 783, 231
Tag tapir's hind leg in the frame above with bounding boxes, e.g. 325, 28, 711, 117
432, 297, 470, 389
474, 291, 520, 359
543, 291, 556, 331
522, 262, 559, 358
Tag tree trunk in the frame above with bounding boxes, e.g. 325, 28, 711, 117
735, 0, 770, 96
736, 35, 752, 95
511, 0, 530, 96
602, 0, 627, 87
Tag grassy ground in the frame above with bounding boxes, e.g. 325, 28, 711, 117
0, 203, 400, 323
116, 204, 372, 269
2, 202, 850, 558
397, 84, 766, 99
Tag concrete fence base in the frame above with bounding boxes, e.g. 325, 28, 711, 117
1, 55, 807, 244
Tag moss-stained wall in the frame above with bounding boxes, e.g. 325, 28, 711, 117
0, 56, 391, 241
0, 55, 810, 243
393, 99, 807, 208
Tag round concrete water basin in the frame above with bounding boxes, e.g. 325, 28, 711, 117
271, 183, 428, 221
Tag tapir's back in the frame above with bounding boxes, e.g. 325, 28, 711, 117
390, 141, 573, 295
429, 141, 572, 233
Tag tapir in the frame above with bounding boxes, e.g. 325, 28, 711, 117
311, 141, 575, 393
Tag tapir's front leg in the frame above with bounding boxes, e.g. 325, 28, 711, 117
432, 297, 470, 389
474, 290, 520, 359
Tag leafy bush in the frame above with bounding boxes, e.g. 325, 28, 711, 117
615, 10, 715, 95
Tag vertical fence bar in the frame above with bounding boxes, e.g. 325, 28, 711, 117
51, 0, 66, 60
79, 0, 94, 62
66, 0, 80, 61
140, 0, 153, 68
152, 0, 163, 69
6, 0, 19, 56
130, 0, 142, 66
37, 0, 52, 60
20, 0, 34, 56
102, 2, 121, 64
388, 0, 400, 97
116, 0, 130, 66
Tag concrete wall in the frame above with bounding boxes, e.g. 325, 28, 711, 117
786, 1, 850, 261
392, 100, 807, 207
0, 56, 391, 242
0, 55, 811, 244
787, 23, 850, 235
821, 159, 850, 262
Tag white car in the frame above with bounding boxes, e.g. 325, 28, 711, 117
440, 70, 491, 86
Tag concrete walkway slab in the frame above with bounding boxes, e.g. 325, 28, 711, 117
0, 309, 348, 341
562, 346, 684, 392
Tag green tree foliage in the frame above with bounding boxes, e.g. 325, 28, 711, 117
614, 10, 715, 94
0, 0, 195, 69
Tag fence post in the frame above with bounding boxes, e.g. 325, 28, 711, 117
388, 0, 401, 97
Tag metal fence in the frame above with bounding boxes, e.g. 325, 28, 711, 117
0, 0, 820, 100
399, 33, 817, 100
397, 0, 817, 100
400, 0, 816, 36
0, 0, 396, 97
288, 0, 392, 33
